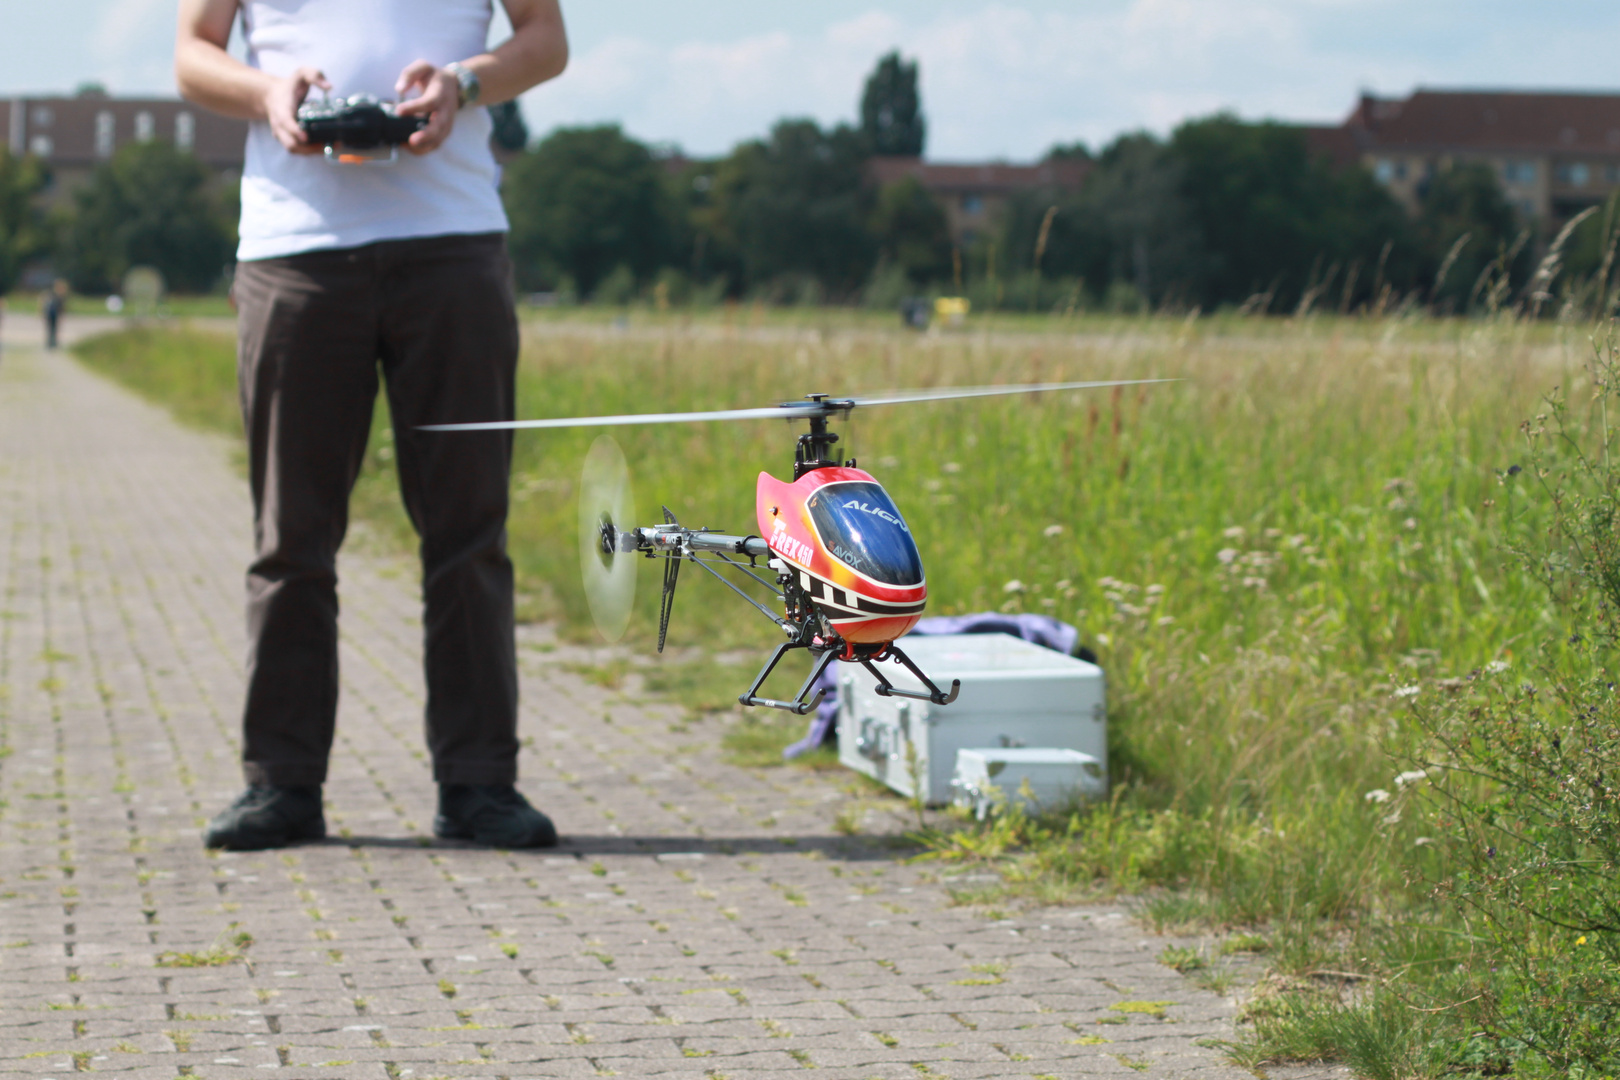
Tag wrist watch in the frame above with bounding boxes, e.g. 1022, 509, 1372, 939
444, 62, 480, 109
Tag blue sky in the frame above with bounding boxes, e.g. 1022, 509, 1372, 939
7, 0, 1620, 159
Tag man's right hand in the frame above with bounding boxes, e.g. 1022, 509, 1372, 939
177, 0, 337, 155
265, 67, 332, 154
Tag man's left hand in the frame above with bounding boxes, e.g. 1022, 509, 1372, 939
395, 60, 460, 155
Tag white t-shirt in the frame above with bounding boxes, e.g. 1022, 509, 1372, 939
236, 0, 509, 261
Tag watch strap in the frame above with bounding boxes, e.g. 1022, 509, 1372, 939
444, 62, 480, 109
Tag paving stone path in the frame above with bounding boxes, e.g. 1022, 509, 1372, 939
0, 323, 1256, 1080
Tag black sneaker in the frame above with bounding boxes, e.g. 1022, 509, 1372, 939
435, 785, 558, 849
202, 786, 325, 850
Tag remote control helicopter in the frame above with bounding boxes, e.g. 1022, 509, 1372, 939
424, 380, 1169, 716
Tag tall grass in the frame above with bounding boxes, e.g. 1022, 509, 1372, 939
73, 325, 241, 433
71, 309, 1601, 1075
495, 310, 1593, 1077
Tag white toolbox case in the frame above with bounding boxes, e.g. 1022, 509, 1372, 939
951, 748, 1107, 818
836, 633, 1106, 805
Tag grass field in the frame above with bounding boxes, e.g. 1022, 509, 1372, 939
71, 309, 1617, 1077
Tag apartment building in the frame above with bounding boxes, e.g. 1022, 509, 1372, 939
867, 158, 1090, 246
1308, 89, 1620, 225
2, 89, 248, 204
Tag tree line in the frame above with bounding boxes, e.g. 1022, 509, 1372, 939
0, 53, 1597, 314
500, 69, 1558, 315
0, 137, 235, 296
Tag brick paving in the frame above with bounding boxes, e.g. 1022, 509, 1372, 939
0, 324, 1256, 1079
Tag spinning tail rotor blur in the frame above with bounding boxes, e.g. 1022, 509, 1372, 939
577, 435, 636, 643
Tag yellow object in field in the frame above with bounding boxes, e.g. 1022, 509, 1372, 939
934, 296, 970, 326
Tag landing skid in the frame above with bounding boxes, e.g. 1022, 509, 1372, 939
737, 641, 959, 715
738, 641, 837, 715
860, 643, 961, 706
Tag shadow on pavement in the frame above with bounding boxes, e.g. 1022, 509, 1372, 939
318, 833, 922, 860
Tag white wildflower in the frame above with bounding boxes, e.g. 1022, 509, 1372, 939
1403, 517, 1418, 531
1393, 685, 1421, 699
1043, 524, 1065, 538
1002, 579, 1026, 594
942, 462, 963, 474
1242, 576, 1267, 590
1413, 837, 1434, 847
1217, 548, 1239, 565
1146, 584, 1165, 596
1485, 659, 1510, 673
1223, 526, 1246, 540
1394, 769, 1428, 788
1156, 616, 1176, 627
1364, 789, 1391, 804
1095, 633, 1111, 647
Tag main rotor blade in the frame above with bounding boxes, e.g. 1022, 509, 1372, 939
420, 403, 822, 432
849, 378, 1177, 408
420, 377, 1177, 432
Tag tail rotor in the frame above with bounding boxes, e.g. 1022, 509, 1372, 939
577, 435, 637, 642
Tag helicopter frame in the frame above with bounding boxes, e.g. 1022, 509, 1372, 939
601, 511, 960, 716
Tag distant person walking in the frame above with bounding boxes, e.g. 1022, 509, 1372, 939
43, 280, 66, 350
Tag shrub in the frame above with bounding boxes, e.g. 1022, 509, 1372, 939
59, 141, 234, 294
1400, 335, 1620, 1074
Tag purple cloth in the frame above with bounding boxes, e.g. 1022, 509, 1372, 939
781, 614, 1082, 759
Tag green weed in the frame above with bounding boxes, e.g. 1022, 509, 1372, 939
950, 960, 1008, 986
1157, 945, 1205, 973
1219, 934, 1269, 955
1191, 965, 1238, 995
154, 929, 252, 967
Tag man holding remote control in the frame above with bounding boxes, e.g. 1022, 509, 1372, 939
175, 0, 568, 850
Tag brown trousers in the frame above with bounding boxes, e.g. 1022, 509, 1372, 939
234, 232, 520, 786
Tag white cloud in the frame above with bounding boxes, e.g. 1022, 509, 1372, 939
825, 10, 904, 50
8, 0, 1620, 161
514, 0, 1620, 160
90, 0, 177, 91
519, 1, 1373, 158
93, 0, 170, 61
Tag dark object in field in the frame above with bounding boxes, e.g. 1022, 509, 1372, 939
298, 95, 425, 149
900, 297, 931, 329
